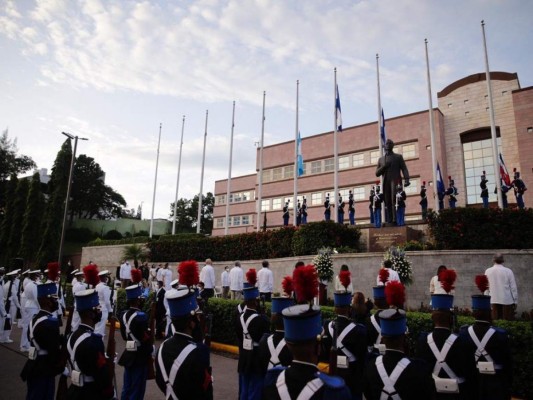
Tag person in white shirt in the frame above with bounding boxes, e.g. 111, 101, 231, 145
229, 261, 244, 300
149, 264, 158, 291
20, 270, 40, 352
257, 260, 274, 301
199, 258, 216, 300
334, 264, 354, 293
429, 265, 450, 295
160, 263, 173, 291
221, 266, 230, 299
485, 253, 518, 321
0, 268, 8, 343
95, 270, 113, 337
71, 271, 86, 331
119, 260, 132, 288
375, 260, 401, 286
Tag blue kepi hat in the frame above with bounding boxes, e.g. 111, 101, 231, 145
471, 294, 491, 310
125, 284, 143, 300
373, 285, 385, 300
75, 289, 99, 311
431, 294, 454, 310
333, 291, 352, 307
380, 308, 407, 337
37, 282, 57, 298
282, 304, 322, 342
271, 297, 295, 314
243, 286, 259, 301
166, 289, 198, 318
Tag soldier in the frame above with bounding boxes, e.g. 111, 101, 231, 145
363, 308, 435, 399
373, 185, 385, 228
420, 180, 428, 220
496, 178, 510, 209
20, 281, 62, 399
1, 269, 20, 343
459, 277, 512, 400
282, 200, 290, 226
337, 192, 345, 224
324, 193, 332, 222
480, 171, 489, 208
67, 288, 114, 399
395, 183, 407, 227
296, 200, 302, 226
369, 186, 375, 224
71, 271, 86, 332
20, 269, 41, 353
155, 288, 213, 400
348, 190, 355, 225
301, 197, 308, 225
511, 168, 527, 209
445, 176, 458, 208
95, 270, 112, 338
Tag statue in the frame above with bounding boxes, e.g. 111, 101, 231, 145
375, 139, 410, 225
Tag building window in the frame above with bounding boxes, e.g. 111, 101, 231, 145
311, 192, 322, 205
233, 216, 241, 226
216, 195, 226, 205
370, 150, 380, 165
284, 165, 294, 179
339, 156, 349, 170
272, 198, 282, 210
338, 189, 349, 202
242, 215, 250, 225
261, 199, 270, 211
273, 168, 282, 181
311, 161, 322, 174
402, 144, 416, 159
242, 191, 251, 201
216, 218, 224, 228
262, 170, 271, 183
324, 158, 334, 172
353, 186, 365, 200
227, 217, 232, 227
301, 162, 307, 176
284, 197, 293, 209
352, 153, 364, 167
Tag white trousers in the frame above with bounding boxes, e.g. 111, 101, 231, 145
95, 310, 108, 338
20, 307, 38, 349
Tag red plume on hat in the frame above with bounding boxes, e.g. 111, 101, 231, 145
281, 276, 293, 297
246, 268, 257, 286
339, 270, 351, 291
385, 281, 405, 308
293, 265, 318, 305
178, 260, 199, 287
47, 262, 60, 282
378, 268, 389, 284
83, 264, 99, 288
475, 275, 489, 294
131, 268, 142, 285
439, 269, 457, 294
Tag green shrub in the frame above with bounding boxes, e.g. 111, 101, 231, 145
103, 229, 123, 240
65, 227, 97, 243
135, 230, 150, 237
291, 221, 361, 256
158, 233, 205, 241
87, 236, 150, 246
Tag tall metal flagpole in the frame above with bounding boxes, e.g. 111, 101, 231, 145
424, 39, 440, 211
293, 81, 300, 226
481, 20, 503, 208
149, 123, 162, 238
257, 91, 266, 231
376, 54, 385, 223
172, 116, 185, 234
197, 110, 208, 234
225, 102, 236, 235
333, 68, 339, 212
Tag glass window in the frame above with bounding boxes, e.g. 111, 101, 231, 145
324, 158, 334, 172
311, 161, 322, 174
311, 192, 322, 205
402, 144, 416, 159
370, 150, 380, 165
301, 162, 307, 176
273, 168, 282, 181
272, 198, 282, 210
261, 199, 270, 211
353, 187, 365, 200
233, 216, 241, 226
216, 195, 225, 205
262, 170, 271, 183
216, 218, 224, 228
227, 217, 232, 227
284, 197, 293, 209
233, 192, 242, 202
284, 165, 294, 179
339, 156, 349, 170
338, 189, 349, 201
242, 215, 249, 225
352, 153, 364, 167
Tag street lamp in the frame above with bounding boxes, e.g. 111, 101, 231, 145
58, 132, 88, 271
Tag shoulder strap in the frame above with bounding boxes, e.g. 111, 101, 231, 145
336, 322, 357, 362
29, 315, 49, 351
276, 369, 324, 400
157, 340, 196, 400
427, 333, 462, 381
267, 336, 286, 369
67, 332, 92, 371
123, 311, 140, 343
371, 314, 382, 345
468, 326, 495, 362
240, 312, 258, 337
376, 355, 410, 400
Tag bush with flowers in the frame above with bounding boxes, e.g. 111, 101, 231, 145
384, 246, 413, 285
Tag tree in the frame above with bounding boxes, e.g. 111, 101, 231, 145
0, 174, 18, 265
122, 244, 149, 269
169, 192, 214, 235
20, 172, 46, 264
6, 178, 29, 260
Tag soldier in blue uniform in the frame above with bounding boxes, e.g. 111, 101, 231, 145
366, 286, 388, 358
373, 185, 384, 228
282, 201, 290, 226
324, 193, 332, 222
296, 200, 302, 226
420, 180, 428, 220
118, 284, 153, 399
337, 192, 345, 224
480, 171, 489, 208
363, 308, 435, 399
368, 186, 375, 224
511, 168, 527, 209
496, 179, 510, 209
301, 197, 308, 224
155, 288, 213, 400
459, 290, 512, 400
20, 282, 62, 400
263, 303, 351, 400
348, 190, 355, 225
67, 289, 114, 399
445, 177, 458, 208
395, 183, 406, 227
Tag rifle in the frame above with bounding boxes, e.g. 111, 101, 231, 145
204, 313, 213, 348
106, 308, 118, 395
3, 280, 13, 331
56, 306, 75, 400
329, 318, 338, 375
16, 276, 22, 320
146, 298, 156, 380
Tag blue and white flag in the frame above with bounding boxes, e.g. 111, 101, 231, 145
336, 84, 342, 132
380, 108, 387, 148
297, 131, 304, 177
436, 162, 445, 194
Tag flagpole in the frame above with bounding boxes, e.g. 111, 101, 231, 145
424, 39, 440, 211
197, 110, 208, 234
333, 68, 339, 212
376, 54, 383, 157
149, 123, 162, 238
257, 91, 266, 231
481, 20, 503, 208
225, 101, 236, 236
293, 80, 300, 226
172, 116, 185, 234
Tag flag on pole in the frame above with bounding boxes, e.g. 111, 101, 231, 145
436, 162, 445, 194
335, 84, 342, 132
380, 108, 387, 148
498, 153, 511, 186
297, 131, 304, 177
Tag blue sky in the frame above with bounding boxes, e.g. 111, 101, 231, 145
1, 0, 532, 219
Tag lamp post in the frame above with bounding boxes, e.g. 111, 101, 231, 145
58, 132, 88, 271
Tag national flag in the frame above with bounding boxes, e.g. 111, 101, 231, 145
380, 108, 387, 148
498, 153, 511, 186
335, 84, 342, 132
297, 131, 304, 177
436, 162, 445, 194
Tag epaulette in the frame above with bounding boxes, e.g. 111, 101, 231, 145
417, 331, 430, 340
47, 315, 59, 322
318, 372, 346, 389
264, 366, 286, 387
493, 326, 508, 335
93, 333, 103, 338
459, 324, 470, 332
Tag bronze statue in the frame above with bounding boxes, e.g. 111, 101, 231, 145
375, 139, 410, 225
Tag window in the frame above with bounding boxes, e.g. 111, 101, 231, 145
301, 163, 307, 176
216, 218, 224, 228
216, 195, 226, 205
272, 198, 282, 210
233, 216, 241, 226
324, 159, 334, 172
242, 191, 250, 201
284, 197, 293, 209
352, 153, 364, 167
311, 161, 322, 174
311, 192, 322, 205
261, 199, 270, 211
273, 168, 282, 181
232, 193, 242, 203
262, 170, 271, 183
338, 189, 349, 202
284, 165, 294, 179
370, 150, 380, 165
227, 217, 232, 227
402, 144, 416, 159
242, 215, 250, 225
353, 187, 365, 200
339, 156, 349, 170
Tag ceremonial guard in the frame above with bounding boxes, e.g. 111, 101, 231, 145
420, 180, 428, 220
236, 269, 270, 400
118, 269, 153, 399
20, 269, 40, 353
395, 183, 406, 227
438, 187, 446, 210
363, 308, 434, 399
496, 179, 510, 209
480, 171, 489, 208
337, 192, 345, 224
67, 288, 114, 399
372, 185, 384, 228
296, 200, 302, 226
324, 193, 332, 222
263, 265, 351, 400
348, 190, 355, 225
323, 270, 367, 400
445, 176, 458, 208
511, 168, 527, 209
71, 271, 85, 331
301, 197, 308, 224
0, 268, 9, 343
459, 275, 512, 400
20, 281, 62, 399
1, 269, 20, 343
282, 200, 290, 226
368, 186, 375, 224
95, 270, 113, 338
417, 270, 476, 399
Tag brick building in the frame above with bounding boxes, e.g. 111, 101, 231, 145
212, 72, 533, 236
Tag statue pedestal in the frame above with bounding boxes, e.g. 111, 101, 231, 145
368, 226, 419, 252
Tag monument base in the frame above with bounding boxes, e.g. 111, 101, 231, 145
368, 226, 420, 252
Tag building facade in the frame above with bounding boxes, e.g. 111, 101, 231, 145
212, 72, 533, 236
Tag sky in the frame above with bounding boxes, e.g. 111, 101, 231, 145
1, 0, 532, 220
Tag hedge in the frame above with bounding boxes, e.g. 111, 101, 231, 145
291, 221, 361, 255
206, 298, 532, 398
87, 236, 150, 246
